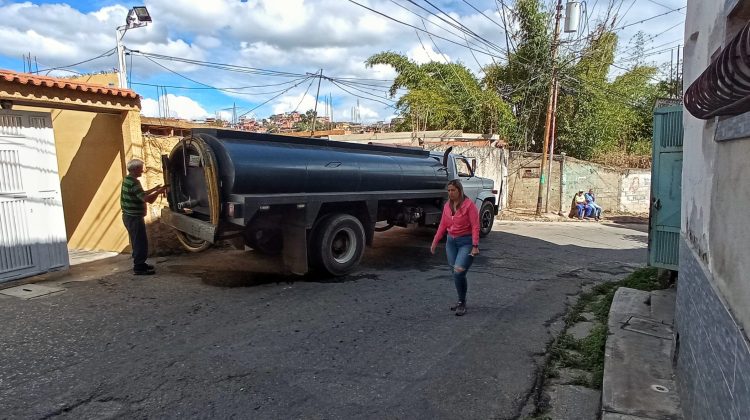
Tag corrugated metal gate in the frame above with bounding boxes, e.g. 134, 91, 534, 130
648, 105, 683, 270
0, 110, 68, 283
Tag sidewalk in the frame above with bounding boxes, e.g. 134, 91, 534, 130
499, 208, 648, 224
602, 287, 682, 419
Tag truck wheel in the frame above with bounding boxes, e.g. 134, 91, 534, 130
313, 214, 365, 276
479, 201, 495, 237
176, 231, 212, 252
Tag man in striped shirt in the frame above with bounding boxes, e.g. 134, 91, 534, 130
121, 159, 167, 275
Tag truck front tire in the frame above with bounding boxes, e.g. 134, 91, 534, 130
479, 200, 495, 237
312, 214, 365, 276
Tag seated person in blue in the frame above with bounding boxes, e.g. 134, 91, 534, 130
585, 188, 602, 221
574, 190, 590, 219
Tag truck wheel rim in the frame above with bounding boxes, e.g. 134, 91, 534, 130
331, 227, 356, 263
482, 209, 493, 230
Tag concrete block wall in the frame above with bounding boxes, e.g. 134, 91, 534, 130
507, 152, 651, 214
506, 152, 563, 212
562, 157, 622, 213
619, 170, 651, 213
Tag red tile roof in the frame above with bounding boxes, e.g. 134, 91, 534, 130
0, 69, 139, 99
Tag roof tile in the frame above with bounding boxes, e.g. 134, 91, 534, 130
0, 69, 139, 99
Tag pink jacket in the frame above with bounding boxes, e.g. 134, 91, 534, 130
431, 198, 480, 248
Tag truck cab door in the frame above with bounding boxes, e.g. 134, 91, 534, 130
453, 156, 482, 205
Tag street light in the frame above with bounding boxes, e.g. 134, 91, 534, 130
116, 6, 152, 89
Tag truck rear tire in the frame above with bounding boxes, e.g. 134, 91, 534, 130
176, 231, 212, 252
479, 200, 495, 237
312, 214, 365, 276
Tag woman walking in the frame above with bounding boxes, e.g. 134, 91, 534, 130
430, 180, 480, 316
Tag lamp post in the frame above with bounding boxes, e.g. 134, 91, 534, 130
115, 6, 152, 89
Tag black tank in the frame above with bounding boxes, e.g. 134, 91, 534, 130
177, 129, 449, 198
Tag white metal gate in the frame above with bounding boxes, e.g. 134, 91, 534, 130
0, 110, 68, 282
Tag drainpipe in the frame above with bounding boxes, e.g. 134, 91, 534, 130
558, 152, 566, 215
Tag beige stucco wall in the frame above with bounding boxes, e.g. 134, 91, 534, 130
507, 152, 563, 212
140, 133, 185, 255
9, 72, 144, 253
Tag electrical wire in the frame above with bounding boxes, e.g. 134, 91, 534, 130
36, 48, 116, 74
346, 0, 504, 59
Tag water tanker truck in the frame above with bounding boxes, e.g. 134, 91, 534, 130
160, 129, 498, 276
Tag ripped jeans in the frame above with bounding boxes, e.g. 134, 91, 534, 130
445, 234, 475, 303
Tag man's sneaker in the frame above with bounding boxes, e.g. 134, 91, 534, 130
455, 302, 467, 316
450, 302, 461, 311
134, 269, 155, 276
134, 263, 155, 271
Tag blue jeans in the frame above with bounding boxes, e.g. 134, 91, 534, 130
589, 202, 602, 218
445, 234, 475, 303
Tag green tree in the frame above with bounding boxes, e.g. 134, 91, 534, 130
482, 0, 552, 151
365, 52, 514, 137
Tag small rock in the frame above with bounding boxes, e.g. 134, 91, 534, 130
568, 321, 596, 340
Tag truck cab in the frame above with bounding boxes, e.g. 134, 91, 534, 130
429, 150, 499, 236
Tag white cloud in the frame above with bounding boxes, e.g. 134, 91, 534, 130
0, 0, 685, 124
272, 92, 326, 115
408, 43, 450, 65
141, 94, 210, 120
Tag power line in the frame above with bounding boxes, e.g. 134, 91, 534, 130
36, 48, 116, 75
236, 77, 315, 119
346, 0, 504, 59
645, 0, 687, 14
388, 0, 506, 58
611, 7, 686, 31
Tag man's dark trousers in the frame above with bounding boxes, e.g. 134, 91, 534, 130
123, 214, 148, 269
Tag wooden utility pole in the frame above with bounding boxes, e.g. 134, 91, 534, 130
535, 0, 564, 216
311, 69, 323, 136
545, 78, 560, 213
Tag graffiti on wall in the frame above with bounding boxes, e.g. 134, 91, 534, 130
620, 172, 651, 212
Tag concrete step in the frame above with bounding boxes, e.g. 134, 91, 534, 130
602, 287, 682, 419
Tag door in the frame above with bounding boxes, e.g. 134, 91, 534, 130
648, 106, 683, 270
0, 110, 68, 283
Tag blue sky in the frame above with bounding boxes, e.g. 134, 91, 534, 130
0, 0, 688, 122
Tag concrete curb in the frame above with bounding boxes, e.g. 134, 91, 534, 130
602, 287, 682, 419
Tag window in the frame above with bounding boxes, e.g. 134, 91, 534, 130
455, 158, 472, 177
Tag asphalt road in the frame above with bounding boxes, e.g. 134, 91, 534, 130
0, 221, 647, 419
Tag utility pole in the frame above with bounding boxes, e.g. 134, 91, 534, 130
535, 0, 564, 216
311, 69, 323, 136
545, 78, 560, 213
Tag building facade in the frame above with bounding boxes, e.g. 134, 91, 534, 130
678, 1, 750, 418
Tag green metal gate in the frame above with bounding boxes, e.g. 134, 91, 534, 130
649, 105, 683, 270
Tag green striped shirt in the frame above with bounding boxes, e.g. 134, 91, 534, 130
121, 175, 146, 217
